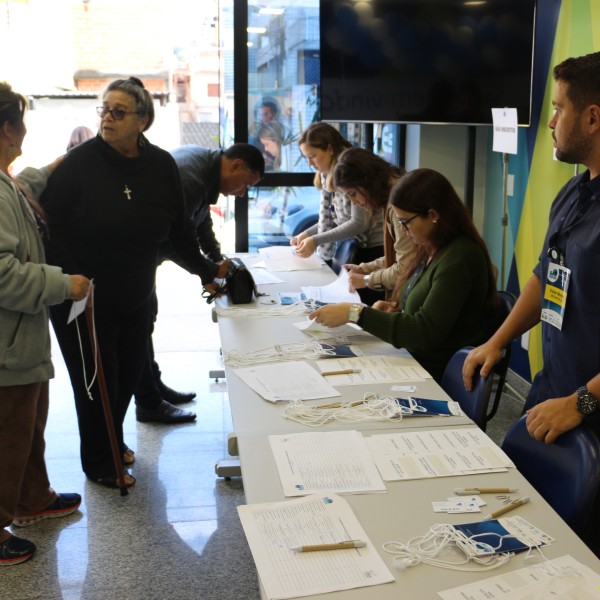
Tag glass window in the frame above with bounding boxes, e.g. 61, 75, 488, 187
247, 0, 320, 173
248, 186, 322, 251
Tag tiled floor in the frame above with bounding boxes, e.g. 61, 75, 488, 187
3, 262, 260, 600
4, 260, 528, 599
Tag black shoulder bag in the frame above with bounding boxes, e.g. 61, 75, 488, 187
224, 257, 259, 304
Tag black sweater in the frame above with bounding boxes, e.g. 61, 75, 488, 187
41, 135, 218, 313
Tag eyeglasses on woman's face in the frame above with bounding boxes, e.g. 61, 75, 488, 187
96, 106, 139, 120
396, 213, 423, 231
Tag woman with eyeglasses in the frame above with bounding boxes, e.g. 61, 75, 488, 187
327, 147, 414, 305
293, 124, 386, 304
40, 78, 225, 488
309, 168, 498, 382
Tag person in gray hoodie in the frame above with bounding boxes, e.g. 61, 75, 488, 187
0, 82, 90, 566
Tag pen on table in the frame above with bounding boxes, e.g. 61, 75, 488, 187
482, 496, 530, 521
454, 487, 519, 496
290, 540, 366, 552
321, 368, 361, 376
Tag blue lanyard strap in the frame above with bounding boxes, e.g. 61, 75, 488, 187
401, 260, 426, 313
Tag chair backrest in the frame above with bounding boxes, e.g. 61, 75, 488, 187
485, 290, 517, 422
330, 238, 358, 275
501, 415, 600, 535
441, 347, 493, 429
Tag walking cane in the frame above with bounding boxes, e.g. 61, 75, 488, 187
84, 289, 129, 496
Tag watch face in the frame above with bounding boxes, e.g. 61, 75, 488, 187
578, 391, 598, 415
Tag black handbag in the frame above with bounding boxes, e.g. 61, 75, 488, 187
225, 257, 258, 304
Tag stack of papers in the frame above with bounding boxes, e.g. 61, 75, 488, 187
313, 355, 432, 385
231, 361, 340, 403
268, 430, 387, 496
438, 554, 597, 599
238, 493, 395, 600
365, 428, 514, 481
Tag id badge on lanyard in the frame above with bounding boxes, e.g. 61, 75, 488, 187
541, 261, 571, 330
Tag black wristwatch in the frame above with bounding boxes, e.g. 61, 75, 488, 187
576, 386, 599, 416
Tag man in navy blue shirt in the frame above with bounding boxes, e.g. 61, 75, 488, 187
463, 51, 600, 550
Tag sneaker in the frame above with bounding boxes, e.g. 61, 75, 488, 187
12, 493, 82, 527
0, 535, 36, 566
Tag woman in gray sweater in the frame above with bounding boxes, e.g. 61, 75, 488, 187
0, 82, 90, 566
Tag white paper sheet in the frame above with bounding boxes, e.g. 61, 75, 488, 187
366, 428, 514, 481
231, 360, 341, 402
250, 268, 285, 285
269, 430, 387, 496
438, 554, 600, 599
67, 279, 93, 324
258, 246, 324, 271
238, 493, 395, 600
293, 318, 374, 340
313, 354, 432, 385
301, 267, 361, 303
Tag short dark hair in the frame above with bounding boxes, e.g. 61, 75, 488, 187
224, 143, 265, 179
332, 147, 405, 210
0, 81, 27, 131
553, 51, 600, 112
103, 77, 155, 131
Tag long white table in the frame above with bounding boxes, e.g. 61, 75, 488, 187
216, 256, 471, 435
215, 255, 600, 599
237, 429, 600, 600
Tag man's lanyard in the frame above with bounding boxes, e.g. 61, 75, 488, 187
542, 185, 594, 330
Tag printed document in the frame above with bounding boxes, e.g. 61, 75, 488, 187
238, 493, 395, 599
301, 267, 361, 303
231, 360, 341, 402
438, 554, 600, 599
293, 318, 374, 340
366, 428, 513, 481
269, 430, 387, 496
313, 354, 431, 385
258, 246, 324, 271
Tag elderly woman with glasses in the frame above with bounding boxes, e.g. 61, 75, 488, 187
40, 77, 227, 488
309, 168, 498, 382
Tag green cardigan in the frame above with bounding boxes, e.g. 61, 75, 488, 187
359, 236, 490, 382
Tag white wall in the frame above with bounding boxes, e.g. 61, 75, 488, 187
404, 124, 489, 233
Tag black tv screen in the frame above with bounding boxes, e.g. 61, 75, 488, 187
320, 0, 536, 126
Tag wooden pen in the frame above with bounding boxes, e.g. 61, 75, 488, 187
321, 368, 361, 376
290, 540, 366, 552
483, 496, 530, 521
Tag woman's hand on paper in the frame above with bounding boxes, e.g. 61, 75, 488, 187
308, 302, 353, 327
348, 270, 367, 291
69, 275, 91, 301
294, 237, 316, 258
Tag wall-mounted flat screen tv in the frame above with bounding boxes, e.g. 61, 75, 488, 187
320, 0, 536, 126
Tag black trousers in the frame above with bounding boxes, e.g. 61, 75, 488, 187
133, 288, 163, 409
50, 299, 151, 480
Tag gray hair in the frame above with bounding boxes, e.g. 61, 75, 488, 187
102, 77, 154, 131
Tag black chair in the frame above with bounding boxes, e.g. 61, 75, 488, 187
501, 415, 600, 535
330, 238, 357, 275
486, 290, 517, 423
441, 347, 494, 430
